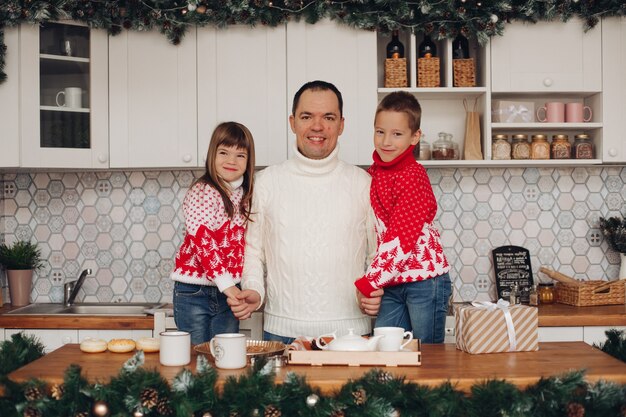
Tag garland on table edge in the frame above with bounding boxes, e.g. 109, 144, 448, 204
2, 0, 626, 83
0, 331, 625, 417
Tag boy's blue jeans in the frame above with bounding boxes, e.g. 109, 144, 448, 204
173, 281, 239, 345
374, 273, 452, 344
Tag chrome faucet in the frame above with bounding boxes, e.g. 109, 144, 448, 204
64, 268, 92, 307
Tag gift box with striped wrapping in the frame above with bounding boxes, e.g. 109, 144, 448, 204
455, 301, 539, 354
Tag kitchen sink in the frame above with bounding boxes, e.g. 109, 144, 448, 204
5, 302, 167, 316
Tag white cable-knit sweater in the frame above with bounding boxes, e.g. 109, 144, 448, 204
242, 144, 376, 338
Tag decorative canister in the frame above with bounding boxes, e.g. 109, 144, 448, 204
415, 136, 431, 160
511, 134, 530, 160
491, 134, 511, 160
538, 283, 555, 304
530, 134, 550, 160
573, 134, 594, 159
550, 134, 571, 159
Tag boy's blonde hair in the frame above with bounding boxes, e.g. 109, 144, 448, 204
375, 91, 422, 134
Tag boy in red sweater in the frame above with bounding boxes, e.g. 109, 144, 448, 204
354, 91, 451, 343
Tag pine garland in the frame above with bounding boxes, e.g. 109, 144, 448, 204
1, 332, 626, 416
1, 0, 626, 83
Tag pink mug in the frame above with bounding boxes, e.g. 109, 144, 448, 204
536, 102, 565, 123
565, 102, 592, 123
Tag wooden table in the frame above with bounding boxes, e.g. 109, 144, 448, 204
9, 342, 626, 394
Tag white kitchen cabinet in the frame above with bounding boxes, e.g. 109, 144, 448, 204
197, 25, 287, 167
0, 27, 20, 168
287, 19, 378, 166
538, 326, 583, 342
109, 29, 197, 168
5, 329, 79, 353
78, 329, 152, 341
583, 326, 626, 346
19, 22, 109, 168
602, 17, 626, 163
491, 19, 602, 93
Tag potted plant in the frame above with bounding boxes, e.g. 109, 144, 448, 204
599, 216, 626, 279
0, 240, 43, 307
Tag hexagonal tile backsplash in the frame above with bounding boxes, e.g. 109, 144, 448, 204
1, 166, 625, 304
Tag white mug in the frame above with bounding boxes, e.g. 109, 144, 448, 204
56, 87, 82, 108
159, 331, 191, 366
209, 333, 247, 369
374, 327, 413, 352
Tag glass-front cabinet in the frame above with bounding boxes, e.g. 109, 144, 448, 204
20, 21, 109, 168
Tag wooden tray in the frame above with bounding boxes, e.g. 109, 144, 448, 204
287, 339, 421, 367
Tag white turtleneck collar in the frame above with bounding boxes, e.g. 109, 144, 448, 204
227, 176, 244, 190
291, 142, 340, 175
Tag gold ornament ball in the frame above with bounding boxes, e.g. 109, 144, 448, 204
202, 413, 213, 417
92, 401, 109, 417
133, 411, 144, 417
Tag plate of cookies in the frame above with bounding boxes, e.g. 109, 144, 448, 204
194, 340, 286, 357
79, 337, 160, 353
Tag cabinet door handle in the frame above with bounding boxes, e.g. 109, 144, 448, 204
98, 154, 108, 163
542, 78, 553, 87
182, 154, 192, 163
608, 148, 618, 157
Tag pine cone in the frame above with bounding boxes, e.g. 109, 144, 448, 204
50, 383, 65, 400
23, 407, 42, 417
566, 402, 585, 417
140, 387, 159, 409
352, 388, 367, 405
74, 412, 89, 417
330, 410, 345, 417
156, 398, 174, 416
229, 412, 239, 417
620, 404, 626, 417
377, 371, 393, 383
264, 405, 281, 417
24, 386, 44, 402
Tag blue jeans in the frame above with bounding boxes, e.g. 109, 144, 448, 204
374, 273, 451, 344
263, 331, 295, 345
173, 281, 239, 345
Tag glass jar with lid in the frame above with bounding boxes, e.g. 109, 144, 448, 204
537, 283, 555, 304
492, 134, 511, 160
530, 134, 550, 160
550, 134, 571, 159
432, 132, 459, 160
414, 134, 431, 160
511, 134, 530, 160
573, 134, 594, 159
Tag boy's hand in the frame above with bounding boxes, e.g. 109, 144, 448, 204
223, 285, 241, 303
227, 289, 261, 320
357, 288, 384, 316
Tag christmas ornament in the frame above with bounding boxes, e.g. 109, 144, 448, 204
133, 410, 144, 417
330, 410, 346, 417
391, 409, 400, 417
566, 402, 585, 417
202, 413, 213, 417
74, 412, 89, 417
490, 14, 499, 23
93, 401, 110, 417
306, 393, 320, 407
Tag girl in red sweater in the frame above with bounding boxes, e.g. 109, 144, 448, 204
171, 122, 255, 345
355, 92, 451, 343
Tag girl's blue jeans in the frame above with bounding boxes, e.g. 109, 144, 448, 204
374, 273, 452, 344
173, 281, 239, 345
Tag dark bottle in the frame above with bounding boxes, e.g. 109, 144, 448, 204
386, 30, 404, 59
452, 34, 470, 59
418, 34, 437, 58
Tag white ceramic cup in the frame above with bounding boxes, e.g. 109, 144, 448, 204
56, 87, 82, 108
209, 333, 247, 369
159, 331, 191, 366
374, 327, 414, 352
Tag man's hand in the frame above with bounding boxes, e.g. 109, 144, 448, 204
227, 289, 262, 320
357, 288, 384, 316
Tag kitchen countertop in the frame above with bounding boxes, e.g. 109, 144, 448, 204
9, 342, 626, 394
0, 304, 155, 330
1, 303, 625, 330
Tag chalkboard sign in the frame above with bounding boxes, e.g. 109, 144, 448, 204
492, 245, 533, 304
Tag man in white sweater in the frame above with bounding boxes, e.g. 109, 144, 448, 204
229, 80, 383, 342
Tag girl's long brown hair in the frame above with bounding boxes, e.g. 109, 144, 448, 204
197, 122, 255, 222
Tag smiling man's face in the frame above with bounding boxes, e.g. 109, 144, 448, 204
289, 89, 344, 160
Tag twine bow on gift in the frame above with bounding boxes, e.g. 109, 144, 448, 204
504, 105, 531, 123
470, 299, 517, 351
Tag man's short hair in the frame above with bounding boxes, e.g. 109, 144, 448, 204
292, 80, 344, 117
376, 91, 422, 133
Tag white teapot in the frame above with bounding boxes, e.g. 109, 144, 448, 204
314, 328, 384, 352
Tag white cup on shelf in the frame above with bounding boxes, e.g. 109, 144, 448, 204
55, 87, 82, 109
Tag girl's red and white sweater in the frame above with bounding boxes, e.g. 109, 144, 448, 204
354, 145, 450, 297
170, 179, 246, 292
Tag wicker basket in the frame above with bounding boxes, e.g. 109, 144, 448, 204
453, 58, 476, 87
555, 280, 626, 307
384, 58, 407, 88
417, 57, 440, 87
